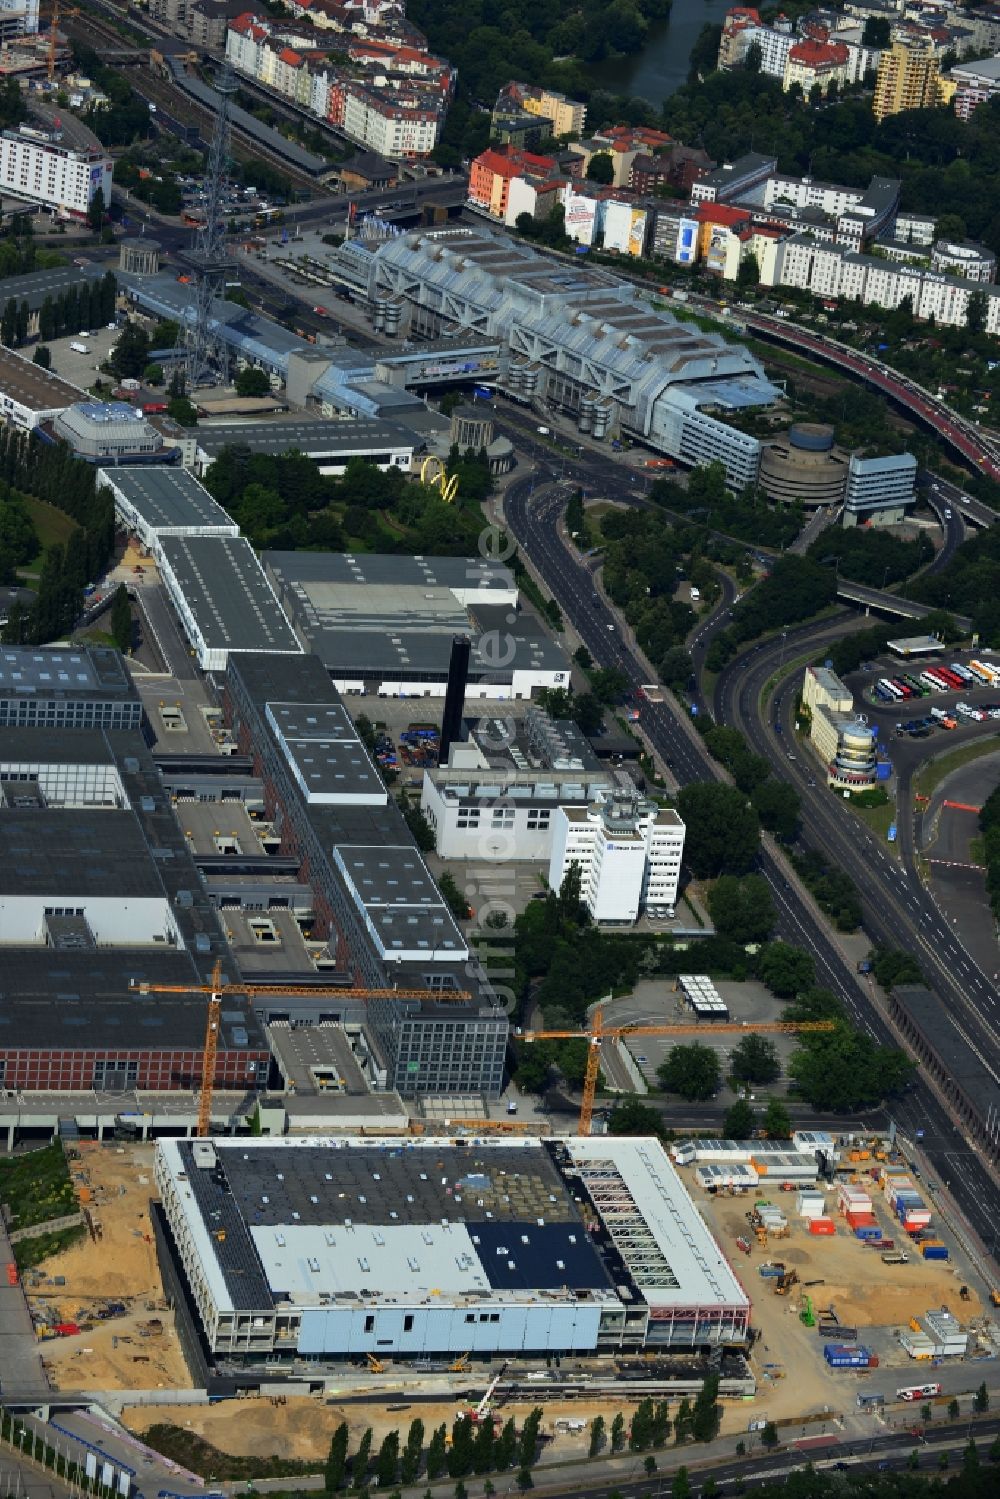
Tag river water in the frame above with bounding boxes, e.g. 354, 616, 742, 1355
590, 0, 733, 107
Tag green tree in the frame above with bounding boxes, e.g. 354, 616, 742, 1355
448, 1416, 475, 1478
585, 152, 615, 184
518, 1408, 542, 1470
691, 1375, 721, 1443
723, 1098, 755, 1138
790, 1029, 914, 1110
949, 1397, 960, 1420
325, 1421, 349, 1492
630, 1399, 655, 1451
495, 1418, 517, 1470
589, 1415, 605, 1458
671, 1467, 691, 1499
167, 395, 198, 426
643, 1455, 657, 1476
750, 777, 800, 840
375, 1432, 399, 1489
87, 193, 105, 233
760, 1421, 778, 1449
110, 582, 131, 654
730, 1034, 780, 1086
660, 646, 693, 692
968, 290, 988, 336
426, 1425, 447, 1481
352, 1428, 372, 1489
964, 1437, 981, 1473
110, 322, 150, 379
862, 15, 889, 44
472, 1417, 495, 1474
32, 345, 51, 370
707, 874, 775, 944
737, 252, 759, 287
516, 1472, 533, 1493
400, 1418, 424, 1485
610, 1412, 626, 1452
974, 1380, 989, 1412
608, 1097, 666, 1136
762, 1097, 792, 1138
677, 782, 760, 877
143, 362, 164, 386
14, 300, 28, 346
757, 942, 815, 998
235, 366, 271, 397
658, 1042, 721, 1101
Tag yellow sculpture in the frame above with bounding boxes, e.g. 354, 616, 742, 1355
419, 454, 460, 503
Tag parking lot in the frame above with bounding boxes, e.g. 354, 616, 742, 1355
856, 652, 1000, 737
44, 325, 120, 390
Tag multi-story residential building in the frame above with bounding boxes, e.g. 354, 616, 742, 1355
548, 792, 686, 924
873, 33, 943, 119
931, 238, 996, 282
945, 52, 1000, 117
496, 82, 587, 138
468, 145, 559, 219
0, 128, 112, 220
773, 232, 1000, 331
783, 38, 850, 93
226, 12, 449, 156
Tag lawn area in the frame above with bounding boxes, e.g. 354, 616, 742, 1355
848, 795, 898, 848
13, 1223, 86, 1271
0, 1142, 76, 1231
915, 735, 1000, 802
142, 1426, 317, 1481
23, 495, 78, 551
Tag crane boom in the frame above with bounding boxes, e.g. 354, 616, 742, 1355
518, 1014, 836, 1135
133, 960, 474, 1137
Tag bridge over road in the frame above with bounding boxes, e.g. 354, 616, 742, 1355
835, 578, 971, 633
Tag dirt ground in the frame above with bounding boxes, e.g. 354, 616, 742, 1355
124, 1396, 721, 1465
694, 1184, 980, 1424
26, 1142, 192, 1392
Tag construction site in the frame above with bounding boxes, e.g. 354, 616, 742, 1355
22, 1142, 190, 1391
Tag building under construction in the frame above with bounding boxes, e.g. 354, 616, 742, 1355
155, 1134, 751, 1361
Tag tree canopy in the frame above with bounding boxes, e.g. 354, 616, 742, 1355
707, 874, 776, 945
676, 782, 760, 878
657, 1042, 721, 1101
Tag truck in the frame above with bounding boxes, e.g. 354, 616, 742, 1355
69, 341, 89, 355
881, 1250, 909, 1264
897, 1383, 942, 1402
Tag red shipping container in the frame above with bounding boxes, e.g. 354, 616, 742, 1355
809, 1217, 836, 1235
54, 1322, 80, 1337
846, 1211, 877, 1228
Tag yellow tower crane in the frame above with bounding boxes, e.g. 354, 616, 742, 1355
131, 959, 471, 1139
518, 1009, 836, 1136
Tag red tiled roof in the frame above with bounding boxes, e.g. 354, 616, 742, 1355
788, 39, 849, 67
695, 202, 751, 227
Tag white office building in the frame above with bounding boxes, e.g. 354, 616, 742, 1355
548, 792, 685, 924
0, 129, 112, 219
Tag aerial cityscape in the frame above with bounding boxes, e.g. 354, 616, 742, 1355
0, 0, 995, 1496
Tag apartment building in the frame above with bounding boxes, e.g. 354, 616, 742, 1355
497, 82, 587, 138
783, 39, 850, 94
873, 34, 943, 119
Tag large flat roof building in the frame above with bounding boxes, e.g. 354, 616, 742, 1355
99, 466, 239, 552
0, 725, 268, 1091
193, 416, 418, 477
155, 1134, 750, 1361
0, 645, 141, 731
359, 226, 779, 488
223, 652, 507, 1095
263, 550, 570, 700
157, 534, 303, 672
0, 346, 83, 431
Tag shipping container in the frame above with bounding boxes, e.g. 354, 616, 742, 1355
809, 1217, 836, 1235
921, 1244, 949, 1260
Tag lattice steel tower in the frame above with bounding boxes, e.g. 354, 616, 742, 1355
177, 63, 237, 390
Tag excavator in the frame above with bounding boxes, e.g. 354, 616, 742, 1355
774, 1269, 799, 1296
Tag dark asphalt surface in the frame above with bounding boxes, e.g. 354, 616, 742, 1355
499, 433, 1000, 1265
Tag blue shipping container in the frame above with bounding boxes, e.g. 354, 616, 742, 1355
877, 761, 892, 781
923, 1245, 949, 1260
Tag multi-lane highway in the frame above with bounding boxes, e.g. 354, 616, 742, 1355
501, 451, 1000, 1263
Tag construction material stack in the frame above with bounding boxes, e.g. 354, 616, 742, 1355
883, 1173, 932, 1235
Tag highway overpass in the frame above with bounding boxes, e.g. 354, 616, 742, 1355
835, 578, 971, 632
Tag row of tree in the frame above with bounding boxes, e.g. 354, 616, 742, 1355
37, 272, 117, 345
324, 1407, 544, 1491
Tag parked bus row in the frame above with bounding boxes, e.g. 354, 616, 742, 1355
874, 659, 1000, 704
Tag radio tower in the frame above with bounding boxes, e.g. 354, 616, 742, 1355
177, 64, 237, 390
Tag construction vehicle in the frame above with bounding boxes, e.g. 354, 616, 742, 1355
519, 1009, 835, 1136
449, 1353, 470, 1373
131, 959, 473, 1138
367, 1353, 385, 1374
774, 1270, 799, 1295
800, 1295, 816, 1328
990, 1289, 1000, 1307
